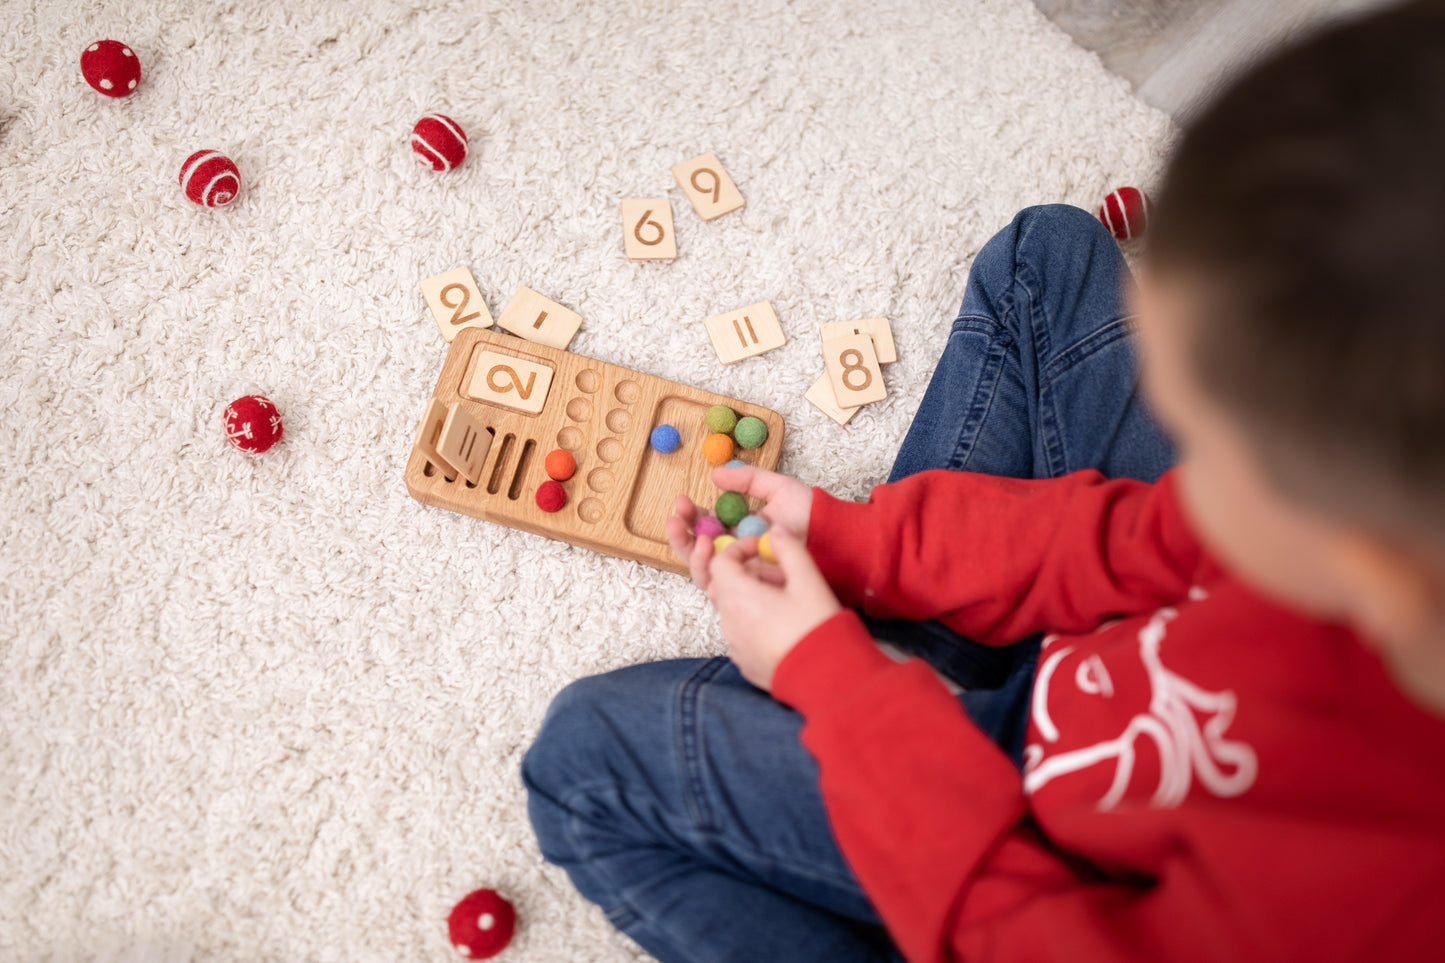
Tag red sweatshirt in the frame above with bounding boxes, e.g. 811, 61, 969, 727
772, 468, 1445, 963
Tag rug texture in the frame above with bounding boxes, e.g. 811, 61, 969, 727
0, 0, 1171, 959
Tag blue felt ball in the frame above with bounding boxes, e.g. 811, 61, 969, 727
723, 459, 747, 469
736, 514, 770, 539
650, 424, 681, 453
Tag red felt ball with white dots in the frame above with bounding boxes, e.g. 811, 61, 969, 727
1098, 186, 1152, 241
224, 395, 283, 453
180, 150, 242, 208
81, 40, 141, 97
412, 113, 468, 171
448, 888, 516, 959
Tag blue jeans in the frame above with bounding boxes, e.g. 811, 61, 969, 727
522, 205, 1176, 963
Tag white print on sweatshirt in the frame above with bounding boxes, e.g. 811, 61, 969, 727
1021, 598, 1259, 810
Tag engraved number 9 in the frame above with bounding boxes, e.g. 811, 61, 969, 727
690, 167, 721, 204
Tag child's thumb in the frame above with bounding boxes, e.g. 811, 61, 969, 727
768, 530, 825, 590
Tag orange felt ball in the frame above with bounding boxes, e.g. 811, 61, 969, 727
702, 433, 734, 465
545, 448, 576, 481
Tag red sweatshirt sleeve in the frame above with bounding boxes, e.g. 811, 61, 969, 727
806, 468, 1206, 644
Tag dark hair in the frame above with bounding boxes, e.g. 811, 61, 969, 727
1150, 0, 1445, 542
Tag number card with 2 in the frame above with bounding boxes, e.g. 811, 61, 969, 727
671, 152, 744, 221
420, 266, 495, 342
703, 301, 787, 364
464, 350, 555, 415
620, 198, 678, 260
824, 332, 887, 407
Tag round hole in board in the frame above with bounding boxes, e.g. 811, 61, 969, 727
578, 498, 605, 524
596, 438, 623, 463
575, 369, 600, 393
566, 398, 592, 422
557, 427, 583, 451
614, 380, 641, 404
605, 408, 630, 433
587, 468, 615, 493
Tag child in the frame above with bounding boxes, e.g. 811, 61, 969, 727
523, 3, 1445, 959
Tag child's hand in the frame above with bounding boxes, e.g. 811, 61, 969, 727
664, 467, 815, 591
707, 530, 841, 691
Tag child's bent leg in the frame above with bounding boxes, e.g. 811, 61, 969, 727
523, 659, 899, 963
890, 204, 1175, 484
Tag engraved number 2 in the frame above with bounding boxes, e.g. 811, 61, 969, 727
839, 348, 872, 391
487, 364, 536, 399
440, 282, 482, 327
690, 167, 721, 204
634, 209, 666, 246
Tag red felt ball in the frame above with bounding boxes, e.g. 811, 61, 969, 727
448, 888, 516, 959
412, 113, 468, 171
224, 395, 283, 453
535, 480, 567, 513
81, 40, 141, 97
180, 150, 242, 208
1097, 186, 1152, 241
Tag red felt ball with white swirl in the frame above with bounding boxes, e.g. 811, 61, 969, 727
81, 40, 141, 97
224, 395, 283, 454
180, 150, 242, 208
411, 113, 468, 171
1097, 186, 1152, 241
448, 888, 515, 959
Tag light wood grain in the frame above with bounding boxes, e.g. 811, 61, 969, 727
703, 301, 786, 365
820, 317, 897, 365
804, 372, 861, 426
620, 198, 678, 260
671, 152, 745, 222
496, 284, 583, 350
419, 265, 493, 342
406, 328, 785, 576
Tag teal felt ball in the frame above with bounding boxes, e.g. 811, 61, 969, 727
736, 514, 769, 539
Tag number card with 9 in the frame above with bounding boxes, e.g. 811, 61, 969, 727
671, 152, 745, 221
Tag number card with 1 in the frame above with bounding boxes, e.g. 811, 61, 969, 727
464, 350, 555, 415
703, 301, 787, 364
620, 198, 678, 260
823, 331, 887, 407
420, 266, 494, 342
496, 285, 583, 350
819, 317, 897, 364
671, 152, 744, 221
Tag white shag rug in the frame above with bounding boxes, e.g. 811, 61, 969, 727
0, 1, 1172, 959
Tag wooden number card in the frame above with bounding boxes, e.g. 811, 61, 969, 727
497, 285, 583, 351
805, 372, 861, 425
437, 405, 493, 483
824, 331, 887, 407
465, 350, 555, 415
421, 266, 494, 342
820, 317, 897, 364
703, 301, 786, 364
671, 152, 745, 221
620, 198, 678, 260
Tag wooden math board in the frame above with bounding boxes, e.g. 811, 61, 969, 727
405, 328, 786, 576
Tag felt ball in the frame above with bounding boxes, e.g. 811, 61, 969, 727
447, 887, 516, 960
224, 395, 283, 453
702, 433, 734, 465
544, 448, 576, 481
694, 515, 725, 539
535, 480, 567, 513
412, 113, 468, 171
734, 416, 768, 450
650, 424, 681, 453
715, 492, 748, 527
713, 535, 737, 553
705, 405, 738, 435
736, 514, 769, 539
757, 531, 777, 565
723, 459, 747, 469
180, 150, 241, 208
1098, 187, 1152, 241
81, 40, 140, 97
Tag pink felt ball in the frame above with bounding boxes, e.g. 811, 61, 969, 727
180, 150, 242, 208
1097, 186, 1152, 241
81, 40, 141, 97
412, 113, 468, 171
448, 888, 516, 960
694, 516, 725, 539
224, 395, 283, 453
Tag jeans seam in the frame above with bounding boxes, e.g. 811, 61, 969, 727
945, 315, 1013, 473
677, 656, 730, 832
1037, 317, 1135, 477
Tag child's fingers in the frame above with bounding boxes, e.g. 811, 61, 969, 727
711, 465, 789, 503
664, 515, 695, 564
688, 528, 716, 589
673, 495, 699, 526
766, 529, 829, 594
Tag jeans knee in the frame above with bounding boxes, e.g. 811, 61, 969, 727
522, 675, 610, 801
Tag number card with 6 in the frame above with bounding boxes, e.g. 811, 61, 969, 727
671, 152, 744, 221
823, 331, 887, 407
620, 198, 678, 260
420, 266, 495, 342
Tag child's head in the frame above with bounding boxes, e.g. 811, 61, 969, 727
1133, 1, 1445, 706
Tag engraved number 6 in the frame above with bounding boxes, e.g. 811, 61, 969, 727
634, 209, 666, 246
487, 364, 537, 399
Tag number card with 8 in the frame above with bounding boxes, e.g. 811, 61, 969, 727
620, 198, 678, 260
671, 152, 745, 222
464, 350, 555, 415
420, 266, 495, 342
823, 331, 886, 407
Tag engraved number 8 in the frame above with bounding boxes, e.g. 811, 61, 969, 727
839, 348, 872, 391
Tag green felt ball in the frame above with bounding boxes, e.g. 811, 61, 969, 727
734, 416, 768, 450
715, 492, 749, 527
706, 405, 738, 435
